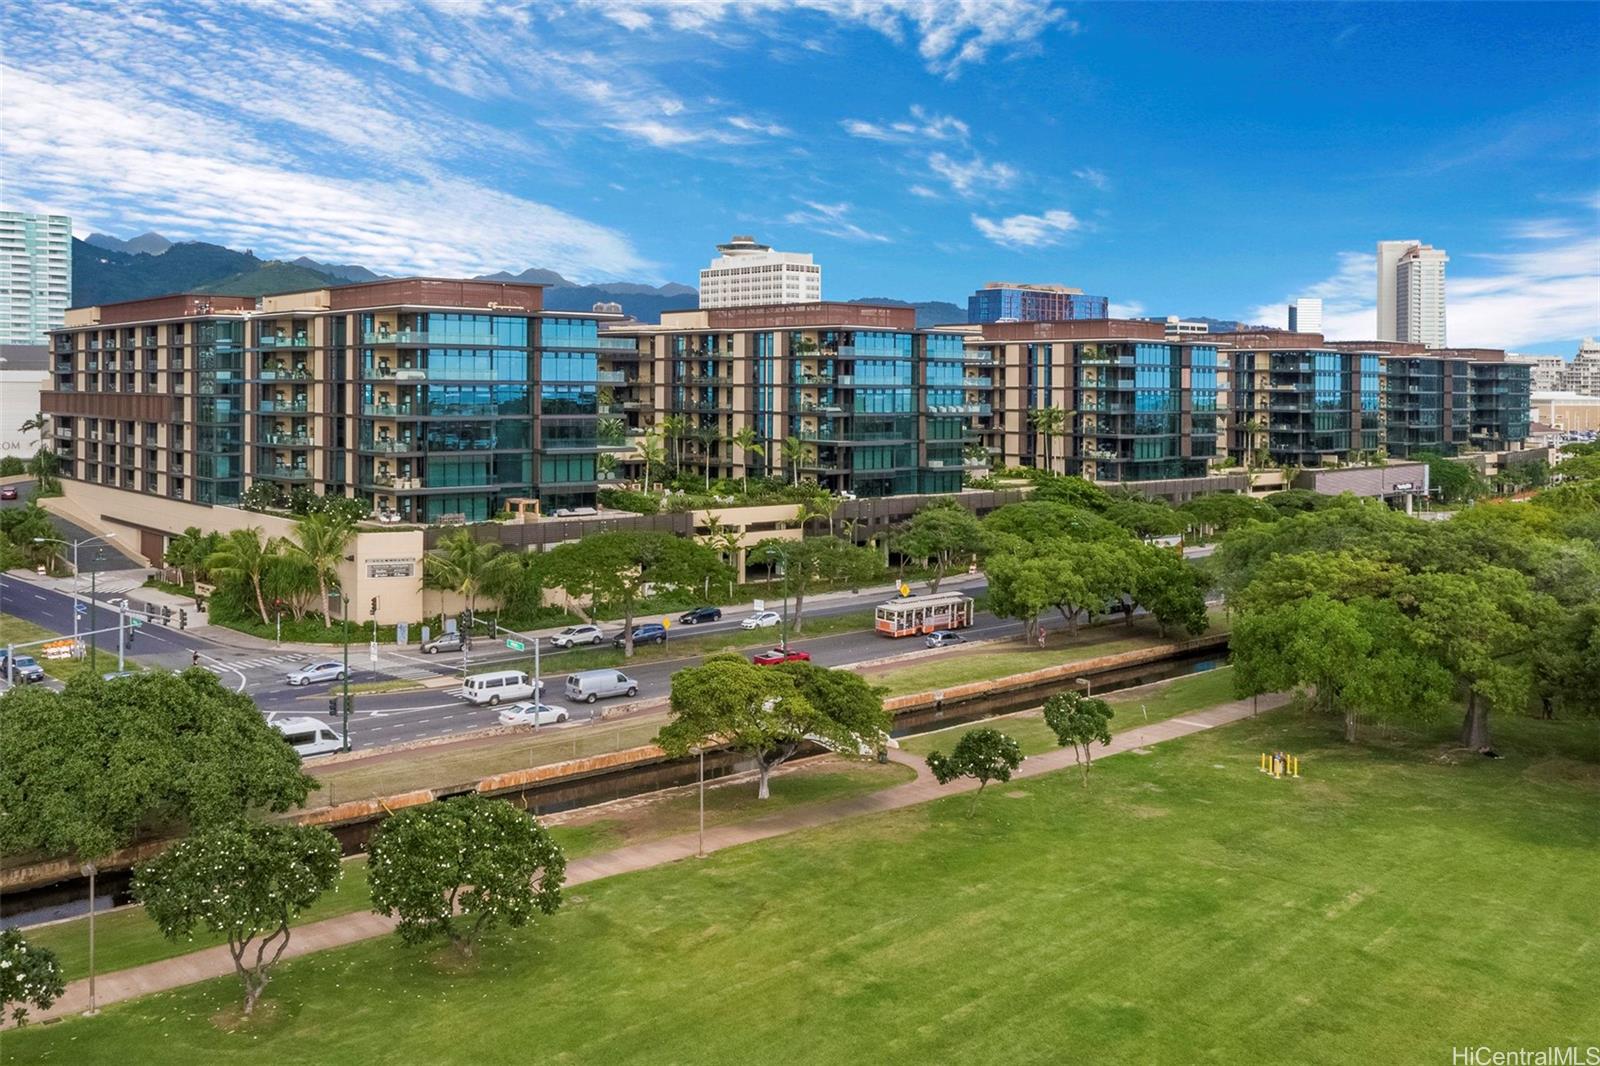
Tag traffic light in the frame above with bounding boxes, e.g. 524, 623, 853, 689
162, 605, 172, 625
328, 697, 339, 717
178, 608, 187, 630
370, 597, 377, 617
126, 626, 136, 647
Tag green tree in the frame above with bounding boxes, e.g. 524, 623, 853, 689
135, 822, 340, 1015
898, 500, 984, 593
1130, 545, 1210, 636
1027, 406, 1067, 472
284, 512, 353, 628
751, 535, 884, 635
597, 415, 626, 446
780, 436, 809, 485
1416, 451, 1488, 504
422, 529, 518, 624
987, 540, 1130, 637
1042, 691, 1115, 786
1030, 474, 1113, 511
658, 656, 888, 799
982, 500, 1123, 552
1102, 498, 1186, 540
596, 451, 618, 481
367, 795, 565, 956
205, 526, 281, 625
730, 425, 764, 494
1176, 493, 1278, 541
635, 431, 665, 494
0, 502, 65, 573
0, 671, 316, 860
925, 728, 1024, 814
164, 525, 210, 589
544, 530, 727, 656
0, 929, 64, 1027
660, 413, 689, 472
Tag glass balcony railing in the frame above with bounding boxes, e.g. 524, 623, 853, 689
364, 330, 498, 346
259, 336, 310, 348
259, 465, 311, 480
257, 399, 309, 412
259, 433, 313, 447
595, 370, 627, 384
594, 336, 639, 350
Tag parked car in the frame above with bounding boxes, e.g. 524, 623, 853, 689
420, 631, 466, 654
613, 623, 667, 649
285, 661, 347, 686
272, 716, 344, 758
497, 701, 570, 727
551, 624, 605, 648
752, 647, 811, 666
741, 610, 782, 630
564, 670, 639, 703
0, 485, 18, 501
461, 670, 543, 706
1, 653, 45, 683
678, 606, 723, 625
924, 631, 966, 649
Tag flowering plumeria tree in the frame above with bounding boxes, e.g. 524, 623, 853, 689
135, 822, 341, 1015
0, 929, 65, 1026
367, 795, 566, 957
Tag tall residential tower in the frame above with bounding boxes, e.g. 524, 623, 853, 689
698, 235, 821, 309
0, 211, 72, 345
1376, 239, 1447, 348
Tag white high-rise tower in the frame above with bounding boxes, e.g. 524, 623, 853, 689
0, 211, 73, 345
698, 235, 821, 308
1287, 297, 1322, 333
1377, 239, 1447, 346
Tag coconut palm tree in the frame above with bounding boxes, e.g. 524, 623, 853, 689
1027, 407, 1067, 472
284, 512, 354, 627
660, 414, 689, 473
165, 526, 208, 588
422, 529, 516, 624
730, 426, 764, 495
780, 437, 808, 485
206, 527, 280, 626
798, 491, 841, 537
635, 431, 665, 493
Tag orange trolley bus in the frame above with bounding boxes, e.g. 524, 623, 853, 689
873, 592, 975, 638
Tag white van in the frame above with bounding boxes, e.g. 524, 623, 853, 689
461, 669, 543, 706
273, 716, 345, 758
564, 669, 639, 704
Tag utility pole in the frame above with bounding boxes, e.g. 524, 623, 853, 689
116, 599, 126, 673
340, 591, 351, 752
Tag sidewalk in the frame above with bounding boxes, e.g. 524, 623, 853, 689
24, 693, 1287, 1024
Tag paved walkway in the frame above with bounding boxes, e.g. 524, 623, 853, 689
27, 693, 1288, 1024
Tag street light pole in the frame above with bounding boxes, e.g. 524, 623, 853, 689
33, 533, 118, 650
82, 862, 99, 1016
696, 747, 706, 859
340, 592, 351, 752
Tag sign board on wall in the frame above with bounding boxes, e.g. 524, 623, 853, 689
366, 557, 416, 579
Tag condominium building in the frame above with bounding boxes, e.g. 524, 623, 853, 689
697, 235, 821, 309
1505, 352, 1567, 392
1376, 239, 1447, 347
1562, 337, 1600, 395
1286, 298, 1322, 334
966, 283, 1109, 324
1162, 316, 1209, 339
1328, 341, 1529, 456
1, 211, 72, 345
42, 279, 616, 523
1219, 330, 1383, 467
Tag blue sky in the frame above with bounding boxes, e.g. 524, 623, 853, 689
3, 1, 1597, 353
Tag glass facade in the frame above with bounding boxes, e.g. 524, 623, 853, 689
1075, 341, 1206, 481
194, 319, 244, 505
967, 287, 1109, 323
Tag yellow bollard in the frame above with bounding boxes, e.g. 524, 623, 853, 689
1293, 755, 1300, 777
1259, 753, 1267, 773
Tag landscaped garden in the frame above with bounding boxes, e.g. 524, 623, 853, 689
8, 704, 1594, 1063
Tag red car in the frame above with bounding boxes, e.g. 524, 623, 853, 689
752, 647, 811, 666
0, 486, 18, 501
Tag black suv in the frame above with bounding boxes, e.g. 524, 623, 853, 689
677, 606, 723, 625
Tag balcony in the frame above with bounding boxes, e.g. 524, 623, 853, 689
962, 376, 993, 388
362, 365, 430, 381
259, 433, 313, 447
364, 330, 497, 346
927, 403, 991, 416
595, 370, 627, 384
259, 464, 312, 481
361, 403, 411, 417
255, 368, 312, 381
258, 399, 310, 413
259, 335, 310, 349
594, 336, 639, 351
361, 438, 421, 454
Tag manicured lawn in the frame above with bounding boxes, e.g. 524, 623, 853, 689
547, 756, 916, 859
22, 857, 373, 985
10, 707, 1595, 1063
547, 608, 884, 673
871, 632, 1159, 698
896, 665, 1238, 757
0, 613, 146, 683
310, 717, 672, 806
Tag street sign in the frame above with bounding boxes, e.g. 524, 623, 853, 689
128, 617, 144, 628
74, 603, 87, 614
505, 638, 526, 652
661, 617, 671, 629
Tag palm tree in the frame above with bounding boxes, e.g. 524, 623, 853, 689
597, 416, 626, 446
423, 529, 516, 624
206, 527, 280, 626
635, 431, 665, 494
165, 526, 207, 588
284, 512, 354, 628
18, 413, 47, 454
730, 426, 764, 495
596, 452, 618, 482
798, 491, 841, 537
780, 437, 808, 485
660, 414, 689, 473
1027, 407, 1066, 472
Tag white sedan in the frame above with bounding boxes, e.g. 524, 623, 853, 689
551, 624, 605, 648
285, 661, 347, 686
497, 701, 570, 727
741, 610, 782, 630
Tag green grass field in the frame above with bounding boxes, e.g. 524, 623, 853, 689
870, 627, 1180, 698
896, 665, 1240, 757
9, 706, 1595, 1064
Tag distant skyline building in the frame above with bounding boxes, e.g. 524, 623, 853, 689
966, 282, 1108, 323
0, 210, 72, 346
1163, 316, 1209, 338
1287, 297, 1322, 333
698, 235, 821, 308
1376, 239, 1447, 348
1505, 352, 1566, 392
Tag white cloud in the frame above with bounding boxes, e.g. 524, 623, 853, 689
970, 209, 1080, 247
784, 201, 891, 243
1073, 167, 1109, 190
929, 151, 1020, 197
908, 184, 941, 199
728, 115, 791, 136
1245, 219, 1600, 348
1109, 301, 1146, 319
841, 105, 969, 143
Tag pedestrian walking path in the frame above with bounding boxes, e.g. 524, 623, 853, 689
26, 693, 1288, 1024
